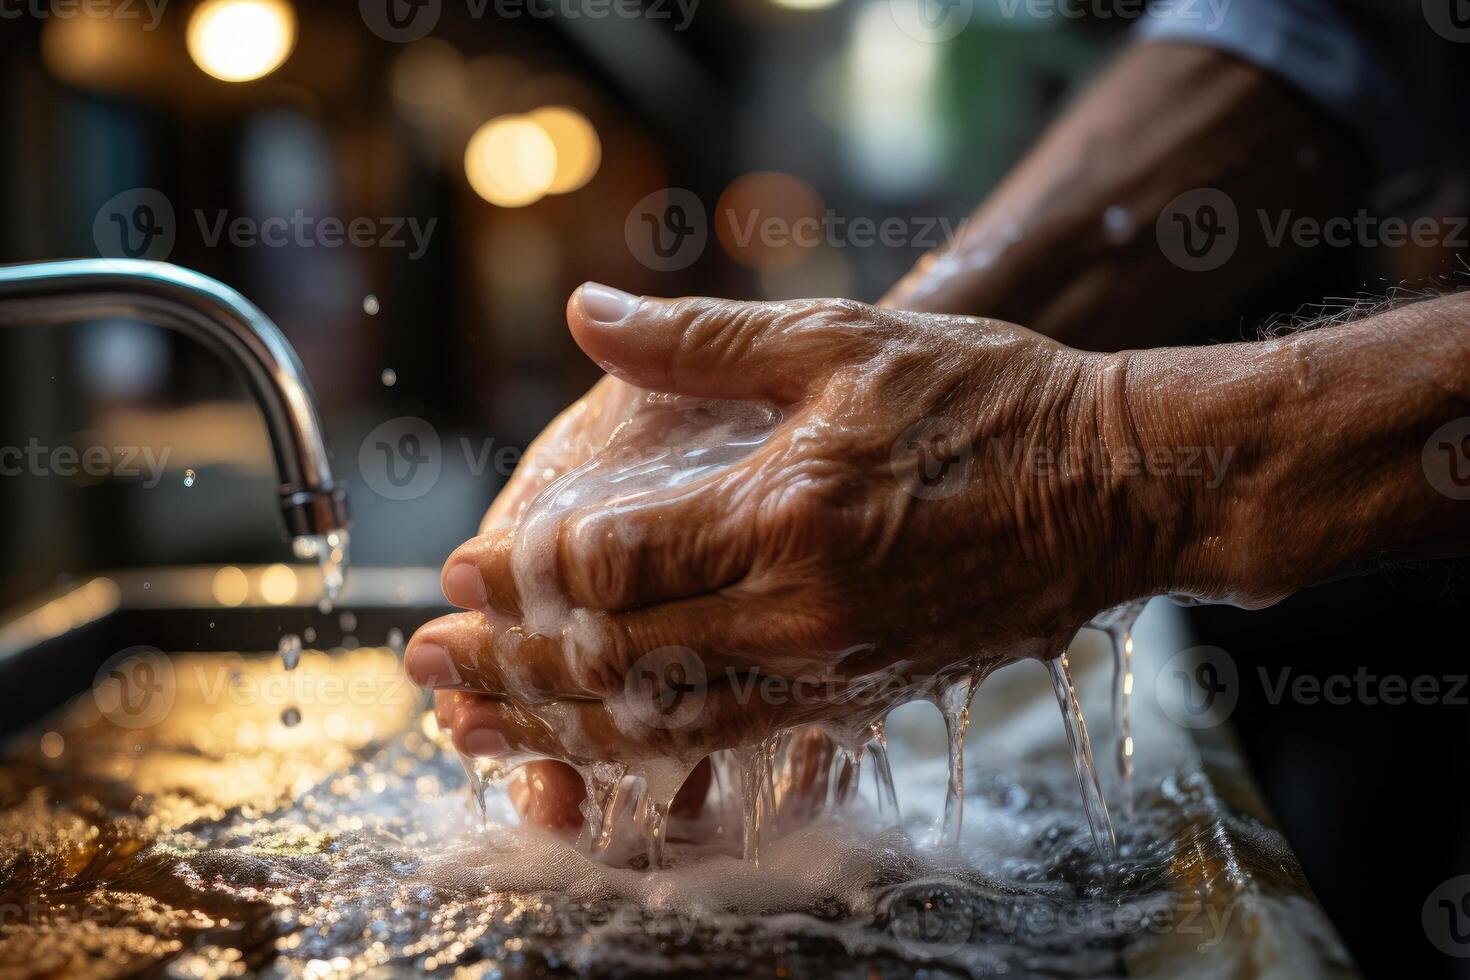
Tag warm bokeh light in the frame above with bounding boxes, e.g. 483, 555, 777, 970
212, 566, 250, 607
42, 15, 127, 87
390, 38, 466, 126
715, 171, 825, 270
259, 563, 299, 605
528, 106, 601, 194
464, 115, 558, 208
767, 0, 843, 8
187, 0, 297, 83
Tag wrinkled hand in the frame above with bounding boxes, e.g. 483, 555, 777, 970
412, 284, 1168, 831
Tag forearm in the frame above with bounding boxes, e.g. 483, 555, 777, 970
884, 42, 1365, 350
1121, 294, 1470, 605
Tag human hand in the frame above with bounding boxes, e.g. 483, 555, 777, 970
410, 284, 1178, 818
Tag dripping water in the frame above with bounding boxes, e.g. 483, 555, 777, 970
737, 737, 779, 865
932, 670, 979, 846
865, 721, 900, 821
293, 529, 350, 603
277, 633, 302, 672
1046, 653, 1118, 864
1091, 599, 1146, 821
578, 762, 629, 855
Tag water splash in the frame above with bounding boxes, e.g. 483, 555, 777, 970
1045, 652, 1117, 864
278, 633, 302, 672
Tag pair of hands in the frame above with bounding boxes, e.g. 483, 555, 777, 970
409, 40, 1374, 829
409, 283, 1186, 827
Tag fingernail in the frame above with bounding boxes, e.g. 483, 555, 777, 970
406, 643, 459, 688
463, 727, 510, 757
443, 562, 487, 609
578, 282, 640, 324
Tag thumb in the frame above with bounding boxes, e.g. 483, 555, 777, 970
567, 283, 873, 403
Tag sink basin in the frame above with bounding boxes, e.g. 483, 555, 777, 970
0, 577, 1356, 978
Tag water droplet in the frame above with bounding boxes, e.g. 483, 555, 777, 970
363, 294, 381, 316
142, 581, 150, 590
386, 627, 404, 652
1102, 205, 1135, 244
381, 368, 397, 387
339, 611, 357, 632
303, 626, 317, 643
281, 707, 301, 727
278, 634, 302, 671
183, 468, 196, 487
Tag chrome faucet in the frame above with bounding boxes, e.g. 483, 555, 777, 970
0, 259, 350, 551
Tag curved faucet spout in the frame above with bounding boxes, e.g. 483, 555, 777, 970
0, 259, 350, 543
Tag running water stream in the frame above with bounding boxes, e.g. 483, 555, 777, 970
460, 391, 1132, 871
0, 632, 1351, 978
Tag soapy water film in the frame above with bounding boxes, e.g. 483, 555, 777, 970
485, 392, 1125, 871
0, 395, 1351, 977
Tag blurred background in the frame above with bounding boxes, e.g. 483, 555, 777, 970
0, 0, 1123, 607
2, 3, 1469, 977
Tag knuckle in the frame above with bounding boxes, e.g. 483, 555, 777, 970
562, 510, 636, 609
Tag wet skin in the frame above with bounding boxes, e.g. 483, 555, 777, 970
412, 279, 1470, 830
412, 41, 1398, 830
